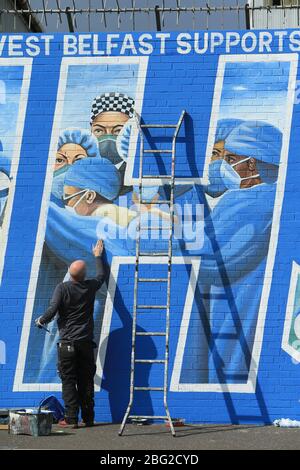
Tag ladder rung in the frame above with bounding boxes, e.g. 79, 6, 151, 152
129, 415, 168, 420
143, 149, 172, 154
138, 252, 169, 257
136, 305, 168, 309
135, 359, 166, 363
142, 175, 172, 180
141, 124, 177, 128
138, 278, 168, 282
134, 387, 164, 391
140, 200, 171, 204
136, 332, 166, 336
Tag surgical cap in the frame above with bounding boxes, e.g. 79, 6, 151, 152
90, 92, 135, 124
215, 118, 244, 143
218, 120, 282, 166
65, 157, 121, 201
57, 128, 100, 159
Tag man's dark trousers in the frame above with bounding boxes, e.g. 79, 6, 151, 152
58, 340, 96, 424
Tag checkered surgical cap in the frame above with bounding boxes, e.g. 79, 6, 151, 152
90, 92, 135, 124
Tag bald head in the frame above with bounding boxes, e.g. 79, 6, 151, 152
69, 260, 86, 282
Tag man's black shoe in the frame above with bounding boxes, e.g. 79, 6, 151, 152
84, 421, 94, 427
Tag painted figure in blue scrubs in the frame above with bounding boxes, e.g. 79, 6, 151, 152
90, 93, 198, 214
90, 92, 135, 196
181, 119, 282, 384
51, 128, 100, 206
47, 163, 193, 265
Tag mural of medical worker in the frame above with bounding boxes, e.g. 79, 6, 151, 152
90, 92, 135, 195
48, 162, 187, 264
63, 158, 136, 227
180, 119, 282, 384
51, 128, 100, 206
23, 129, 104, 383
89, 93, 199, 232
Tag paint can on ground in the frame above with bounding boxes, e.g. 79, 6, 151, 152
9, 409, 53, 437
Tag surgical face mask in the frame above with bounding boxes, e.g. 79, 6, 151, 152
207, 157, 259, 196
63, 189, 88, 215
206, 160, 228, 197
97, 135, 123, 165
51, 165, 70, 200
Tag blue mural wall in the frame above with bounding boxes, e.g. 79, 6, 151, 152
1, 30, 300, 424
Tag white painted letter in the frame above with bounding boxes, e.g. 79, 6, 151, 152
177, 33, 192, 54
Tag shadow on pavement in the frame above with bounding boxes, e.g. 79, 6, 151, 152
119, 424, 257, 438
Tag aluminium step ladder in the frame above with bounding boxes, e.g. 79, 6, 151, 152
118, 110, 186, 437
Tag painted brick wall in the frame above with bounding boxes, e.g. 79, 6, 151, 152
0, 31, 300, 424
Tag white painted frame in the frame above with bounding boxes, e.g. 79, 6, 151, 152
14, 56, 148, 391
170, 53, 298, 393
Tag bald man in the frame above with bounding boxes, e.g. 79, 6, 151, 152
35, 240, 105, 428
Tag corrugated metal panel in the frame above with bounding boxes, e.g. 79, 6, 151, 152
0, 0, 30, 32
252, 9, 300, 28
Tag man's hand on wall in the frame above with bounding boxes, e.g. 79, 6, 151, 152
35, 316, 44, 328
92, 240, 104, 257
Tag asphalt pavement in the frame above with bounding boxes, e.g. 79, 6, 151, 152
0, 423, 299, 450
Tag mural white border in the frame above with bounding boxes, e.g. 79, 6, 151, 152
0, 58, 32, 283
14, 56, 148, 392
170, 52, 298, 393
282, 261, 300, 361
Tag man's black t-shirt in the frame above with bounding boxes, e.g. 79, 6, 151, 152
39, 257, 105, 342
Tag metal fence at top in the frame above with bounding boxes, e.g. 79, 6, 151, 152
0, 0, 299, 33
